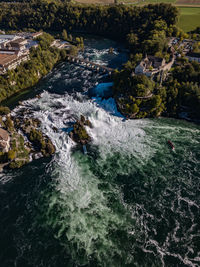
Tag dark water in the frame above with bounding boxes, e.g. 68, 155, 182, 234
0, 37, 200, 267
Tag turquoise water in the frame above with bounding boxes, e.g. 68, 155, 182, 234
0, 37, 200, 267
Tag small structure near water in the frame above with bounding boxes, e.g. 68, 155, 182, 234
82, 145, 87, 155
66, 55, 114, 75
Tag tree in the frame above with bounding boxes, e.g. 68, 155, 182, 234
131, 75, 155, 97
130, 104, 139, 114
7, 150, 16, 161
60, 49, 67, 60
126, 33, 138, 50
62, 29, 68, 41
4, 117, 13, 130
69, 46, 78, 56
0, 106, 10, 115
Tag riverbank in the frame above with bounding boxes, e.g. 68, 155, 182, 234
0, 32, 74, 170
0, 35, 128, 170
0, 31, 79, 105
0, 111, 55, 170
2, 79, 199, 267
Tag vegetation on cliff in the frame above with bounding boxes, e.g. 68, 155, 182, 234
70, 115, 92, 144
164, 59, 200, 119
0, 115, 30, 168
0, 112, 55, 169
0, 2, 199, 120
0, 32, 75, 103
113, 56, 200, 119
0, 2, 180, 54
113, 70, 165, 118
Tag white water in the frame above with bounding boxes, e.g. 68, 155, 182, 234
17, 90, 154, 164
11, 91, 154, 261
13, 90, 151, 196
5, 41, 199, 266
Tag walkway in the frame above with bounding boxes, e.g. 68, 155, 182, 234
66, 55, 115, 74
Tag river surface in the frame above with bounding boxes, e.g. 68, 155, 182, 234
0, 36, 200, 267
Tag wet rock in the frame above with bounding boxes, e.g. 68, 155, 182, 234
53, 126, 59, 133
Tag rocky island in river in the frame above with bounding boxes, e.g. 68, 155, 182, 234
69, 115, 92, 145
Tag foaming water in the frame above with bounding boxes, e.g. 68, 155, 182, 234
1, 37, 200, 267
15, 92, 138, 264
12, 90, 200, 266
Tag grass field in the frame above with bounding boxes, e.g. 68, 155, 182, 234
176, 0, 200, 4
178, 7, 200, 32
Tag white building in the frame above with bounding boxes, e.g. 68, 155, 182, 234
135, 55, 174, 77
0, 34, 17, 40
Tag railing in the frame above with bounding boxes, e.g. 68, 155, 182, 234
66, 55, 115, 74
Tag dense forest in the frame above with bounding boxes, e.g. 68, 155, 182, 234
164, 59, 200, 119
0, 1, 199, 120
113, 55, 200, 119
0, 2, 179, 53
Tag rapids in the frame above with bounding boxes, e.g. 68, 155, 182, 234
0, 36, 200, 267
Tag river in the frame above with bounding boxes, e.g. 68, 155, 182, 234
0, 36, 200, 267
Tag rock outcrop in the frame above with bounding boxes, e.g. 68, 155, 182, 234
0, 113, 55, 171
69, 115, 92, 145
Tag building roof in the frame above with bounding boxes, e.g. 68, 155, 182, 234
32, 32, 43, 38
0, 53, 17, 66
9, 38, 27, 49
0, 34, 16, 40
147, 55, 163, 62
10, 38, 26, 44
25, 40, 38, 49
0, 128, 9, 142
0, 49, 18, 54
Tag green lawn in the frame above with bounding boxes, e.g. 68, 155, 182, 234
178, 7, 200, 32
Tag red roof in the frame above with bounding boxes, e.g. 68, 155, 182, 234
0, 53, 17, 66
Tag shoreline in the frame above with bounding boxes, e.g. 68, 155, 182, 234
0, 114, 56, 171
0, 59, 68, 109
0, 30, 199, 172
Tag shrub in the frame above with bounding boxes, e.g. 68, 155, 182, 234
0, 106, 10, 115
4, 117, 14, 130
7, 150, 16, 161
9, 160, 25, 169
0, 152, 7, 163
